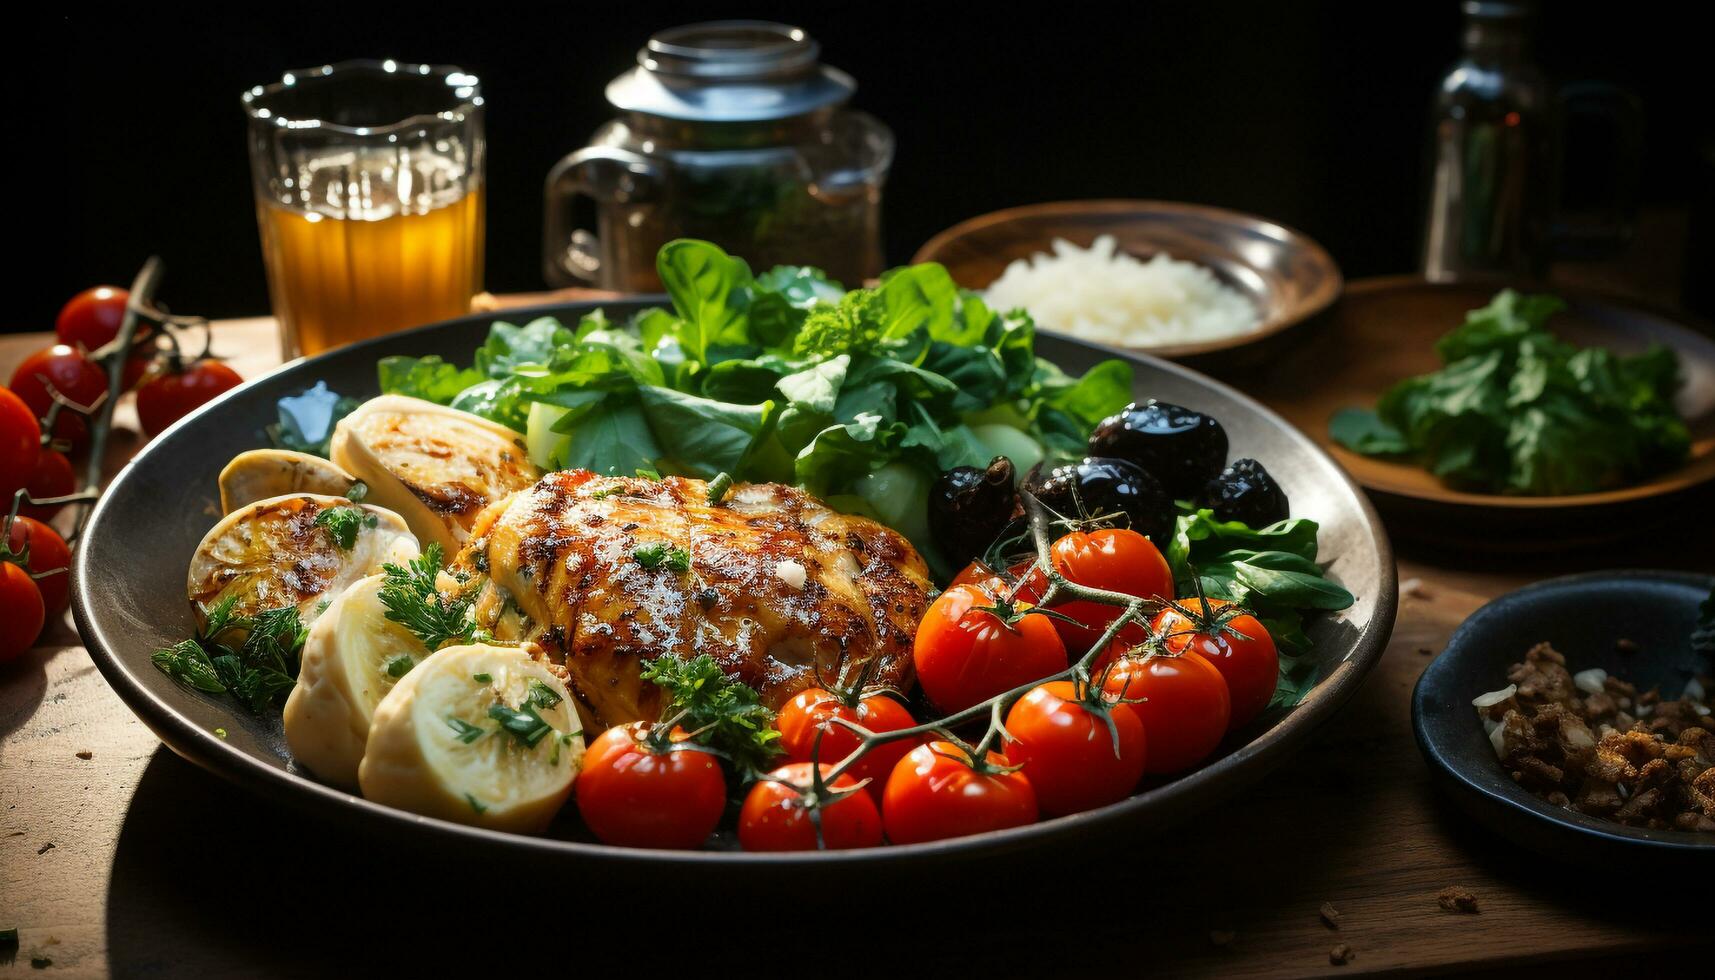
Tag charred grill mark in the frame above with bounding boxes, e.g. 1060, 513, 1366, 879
410, 480, 487, 517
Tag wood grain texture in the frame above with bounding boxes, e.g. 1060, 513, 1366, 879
2, 316, 1711, 978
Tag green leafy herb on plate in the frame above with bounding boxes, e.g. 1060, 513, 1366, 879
1330, 289, 1689, 496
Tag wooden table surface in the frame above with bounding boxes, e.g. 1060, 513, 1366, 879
2, 310, 1712, 978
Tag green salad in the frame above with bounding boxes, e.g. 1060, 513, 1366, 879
375, 239, 1132, 569
1330, 290, 1689, 496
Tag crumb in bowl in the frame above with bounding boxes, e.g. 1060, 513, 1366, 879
1473, 643, 1715, 832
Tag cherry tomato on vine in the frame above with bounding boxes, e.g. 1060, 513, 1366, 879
9, 345, 106, 452
913, 583, 1067, 714
6, 515, 71, 618
1100, 651, 1230, 775
777, 686, 920, 797
738, 762, 883, 851
883, 740, 1038, 844
1153, 598, 1278, 730
1018, 528, 1173, 658
949, 559, 1004, 590
574, 722, 727, 849
0, 561, 44, 663
17, 449, 76, 523
136, 359, 242, 437
55, 286, 130, 352
1004, 680, 1148, 816
0, 388, 40, 492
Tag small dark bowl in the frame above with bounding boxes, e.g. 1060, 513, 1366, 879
1413, 570, 1715, 867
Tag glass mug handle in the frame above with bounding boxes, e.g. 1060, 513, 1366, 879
1550, 82, 1645, 259
542, 147, 661, 287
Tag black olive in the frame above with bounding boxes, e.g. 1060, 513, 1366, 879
1019, 456, 1176, 549
1087, 400, 1228, 499
1197, 458, 1289, 527
929, 456, 1018, 562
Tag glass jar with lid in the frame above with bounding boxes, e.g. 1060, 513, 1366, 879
544, 21, 893, 291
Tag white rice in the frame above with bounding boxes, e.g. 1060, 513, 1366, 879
983, 235, 1259, 347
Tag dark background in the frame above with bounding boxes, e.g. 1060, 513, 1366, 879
19, 2, 1710, 329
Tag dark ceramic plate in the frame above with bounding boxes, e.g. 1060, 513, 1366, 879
74, 299, 1396, 868
1414, 570, 1715, 866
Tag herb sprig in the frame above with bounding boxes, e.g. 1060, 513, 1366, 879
378, 544, 479, 650
640, 653, 781, 775
150, 595, 308, 713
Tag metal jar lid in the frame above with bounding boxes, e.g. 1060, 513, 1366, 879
604, 21, 856, 123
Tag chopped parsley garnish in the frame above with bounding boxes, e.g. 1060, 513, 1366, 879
313, 505, 374, 550
465, 793, 487, 814
150, 596, 307, 714
379, 544, 479, 650
446, 717, 485, 744
634, 542, 691, 572
384, 655, 415, 679
527, 679, 563, 710
488, 703, 553, 749
640, 653, 781, 775
472, 672, 492, 683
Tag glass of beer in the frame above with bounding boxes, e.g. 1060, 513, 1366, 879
243, 60, 485, 359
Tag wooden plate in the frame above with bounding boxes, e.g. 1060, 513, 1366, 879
72, 299, 1395, 870
911, 199, 1343, 360
1250, 277, 1715, 550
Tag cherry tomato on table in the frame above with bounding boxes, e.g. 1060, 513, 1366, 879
0, 388, 40, 492
913, 582, 1067, 714
738, 762, 883, 852
1018, 527, 1174, 658
0, 561, 44, 663
1100, 650, 1231, 775
17, 449, 76, 522
6, 515, 72, 618
1004, 680, 1148, 816
136, 359, 242, 437
9, 345, 107, 452
574, 722, 727, 849
883, 740, 1038, 845
777, 686, 920, 797
1153, 597, 1279, 730
55, 286, 130, 352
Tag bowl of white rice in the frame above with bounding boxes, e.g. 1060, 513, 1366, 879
913, 200, 1342, 359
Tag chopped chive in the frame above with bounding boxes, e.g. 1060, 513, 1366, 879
465, 793, 487, 814
706, 472, 733, 505
488, 703, 553, 749
213, 727, 227, 739
384, 655, 414, 679
346, 480, 369, 502
472, 672, 492, 683
526, 679, 563, 710
446, 717, 485, 744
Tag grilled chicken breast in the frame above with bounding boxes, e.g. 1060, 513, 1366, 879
449, 471, 932, 728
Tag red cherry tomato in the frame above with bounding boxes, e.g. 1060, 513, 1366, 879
738, 762, 883, 851
54, 286, 130, 351
776, 686, 920, 797
9, 345, 107, 452
949, 559, 1004, 590
6, 515, 71, 619
0, 388, 40, 492
1018, 528, 1174, 658
1153, 598, 1279, 730
574, 722, 727, 849
1100, 651, 1231, 775
18, 450, 76, 523
1004, 680, 1148, 816
913, 583, 1067, 714
136, 359, 242, 437
883, 740, 1038, 844
0, 561, 44, 663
